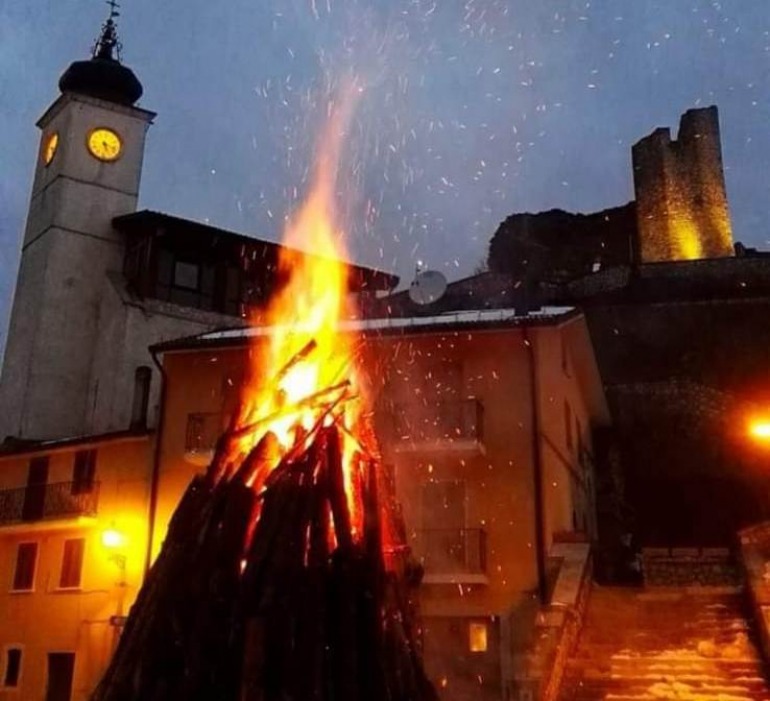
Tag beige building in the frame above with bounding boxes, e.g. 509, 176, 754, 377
152, 307, 609, 700
0, 432, 151, 700
0, 302, 607, 700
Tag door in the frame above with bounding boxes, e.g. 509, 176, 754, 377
45, 652, 75, 701
22, 456, 49, 521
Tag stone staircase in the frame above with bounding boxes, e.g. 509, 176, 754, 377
559, 586, 770, 701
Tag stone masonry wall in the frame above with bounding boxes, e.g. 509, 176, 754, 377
632, 106, 734, 263
642, 547, 739, 586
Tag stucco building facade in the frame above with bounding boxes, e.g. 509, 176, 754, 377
0, 432, 152, 700
151, 308, 609, 700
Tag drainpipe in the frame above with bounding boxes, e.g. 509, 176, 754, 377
523, 326, 548, 605
144, 346, 168, 579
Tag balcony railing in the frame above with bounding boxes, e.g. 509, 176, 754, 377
386, 399, 484, 451
0, 481, 100, 526
417, 528, 487, 577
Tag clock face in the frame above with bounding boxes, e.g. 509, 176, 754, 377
43, 132, 59, 166
87, 127, 122, 162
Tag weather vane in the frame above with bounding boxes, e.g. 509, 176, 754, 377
92, 0, 123, 62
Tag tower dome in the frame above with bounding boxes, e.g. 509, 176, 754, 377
58, 2, 143, 106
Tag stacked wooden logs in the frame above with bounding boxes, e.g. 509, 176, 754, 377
92, 420, 437, 701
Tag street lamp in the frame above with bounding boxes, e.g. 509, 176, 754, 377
102, 525, 128, 645
749, 420, 770, 443
102, 526, 127, 572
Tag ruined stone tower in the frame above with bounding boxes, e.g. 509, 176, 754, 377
632, 106, 734, 263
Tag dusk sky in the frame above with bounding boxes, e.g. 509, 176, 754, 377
2, 0, 769, 343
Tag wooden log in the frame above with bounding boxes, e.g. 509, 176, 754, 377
325, 426, 353, 551
231, 380, 351, 440
94, 411, 438, 701
274, 338, 317, 383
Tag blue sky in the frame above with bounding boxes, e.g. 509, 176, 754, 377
2, 0, 769, 343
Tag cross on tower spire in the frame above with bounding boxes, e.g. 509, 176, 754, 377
93, 0, 123, 62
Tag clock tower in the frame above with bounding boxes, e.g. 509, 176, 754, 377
0, 6, 155, 440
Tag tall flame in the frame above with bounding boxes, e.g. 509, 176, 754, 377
227, 85, 373, 541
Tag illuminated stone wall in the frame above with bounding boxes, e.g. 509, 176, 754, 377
632, 106, 734, 262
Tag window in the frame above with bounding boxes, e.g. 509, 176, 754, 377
3, 648, 21, 687
22, 456, 49, 522
469, 621, 488, 653
173, 260, 200, 290
185, 412, 222, 454
564, 400, 574, 453
71, 450, 96, 495
59, 539, 85, 589
155, 249, 215, 311
12, 543, 37, 591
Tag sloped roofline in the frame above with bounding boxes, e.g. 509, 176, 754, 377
151, 306, 582, 354
113, 209, 399, 292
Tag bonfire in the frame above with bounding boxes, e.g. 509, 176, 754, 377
91, 92, 437, 701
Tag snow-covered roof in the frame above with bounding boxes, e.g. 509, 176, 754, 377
200, 306, 574, 341
154, 306, 578, 353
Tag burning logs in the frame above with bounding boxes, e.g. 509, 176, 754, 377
92, 423, 437, 701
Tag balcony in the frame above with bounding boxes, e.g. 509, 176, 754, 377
417, 528, 488, 584
385, 399, 485, 455
185, 412, 222, 465
0, 481, 100, 527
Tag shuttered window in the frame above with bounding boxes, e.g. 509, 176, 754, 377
3, 648, 21, 687
59, 539, 85, 589
12, 543, 37, 591
72, 450, 96, 495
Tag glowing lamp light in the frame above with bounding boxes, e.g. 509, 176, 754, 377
469, 621, 488, 653
102, 528, 126, 549
749, 421, 770, 443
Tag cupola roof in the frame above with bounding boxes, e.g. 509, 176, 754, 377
58, 1, 143, 106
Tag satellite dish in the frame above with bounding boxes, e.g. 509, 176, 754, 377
409, 270, 447, 305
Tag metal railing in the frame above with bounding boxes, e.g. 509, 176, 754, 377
417, 528, 487, 575
389, 398, 484, 445
0, 481, 100, 526
185, 412, 222, 455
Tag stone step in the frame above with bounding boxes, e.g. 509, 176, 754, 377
562, 676, 768, 688
557, 586, 770, 701
565, 690, 770, 700
566, 662, 766, 676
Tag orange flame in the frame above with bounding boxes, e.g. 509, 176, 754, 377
227, 85, 374, 542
